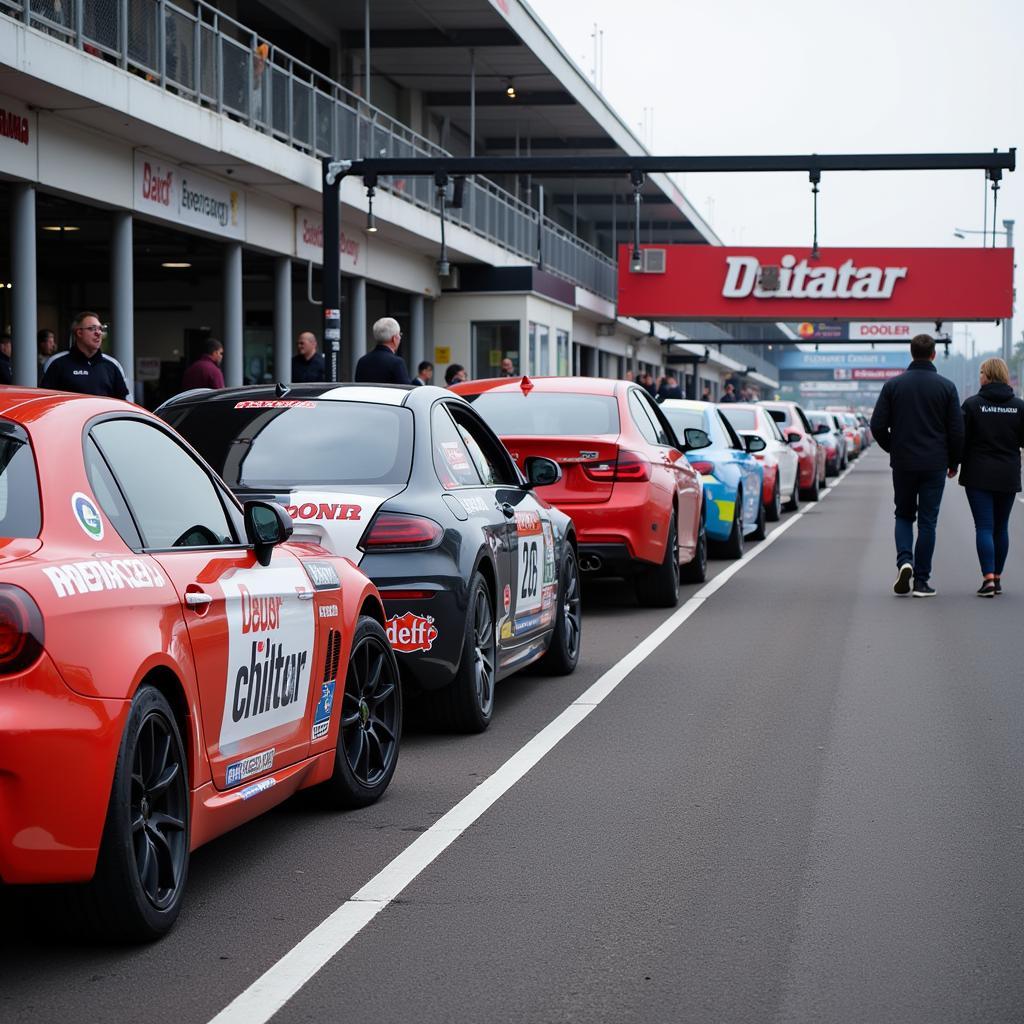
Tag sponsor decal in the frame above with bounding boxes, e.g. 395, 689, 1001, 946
981, 406, 1018, 414
512, 612, 544, 636
240, 777, 277, 801
234, 400, 317, 410
311, 680, 336, 740
458, 495, 489, 515
386, 612, 438, 653
225, 747, 275, 787
43, 558, 166, 598
304, 560, 340, 591
440, 441, 471, 472
500, 621, 513, 641
515, 511, 553, 620
541, 521, 556, 585
71, 491, 104, 541
318, 603, 339, 618
285, 502, 362, 522
220, 566, 315, 747
503, 584, 511, 613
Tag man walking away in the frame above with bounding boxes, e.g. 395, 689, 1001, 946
412, 360, 433, 386
870, 334, 963, 597
292, 331, 325, 383
41, 312, 130, 400
181, 337, 225, 391
354, 317, 411, 385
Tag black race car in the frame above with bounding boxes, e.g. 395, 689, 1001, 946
159, 383, 582, 732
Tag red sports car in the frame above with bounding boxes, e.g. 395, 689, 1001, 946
759, 400, 828, 501
0, 389, 400, 939
453, 377, 706, 606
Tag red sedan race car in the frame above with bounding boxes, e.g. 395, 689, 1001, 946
759, 400, 828, 501
0, 389, 400, 939
453, 376, 706, 606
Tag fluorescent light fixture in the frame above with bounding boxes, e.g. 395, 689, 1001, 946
161, 261, 192, 269
42, 225, 80, 232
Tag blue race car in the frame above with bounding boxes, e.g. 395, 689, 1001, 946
660, 399, 765, 558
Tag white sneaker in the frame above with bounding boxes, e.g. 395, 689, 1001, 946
893, 563, 913, 595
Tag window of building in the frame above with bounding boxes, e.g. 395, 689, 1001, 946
528, 322, 550, 376
556, 330, 570, 376
472, 321, 519, 378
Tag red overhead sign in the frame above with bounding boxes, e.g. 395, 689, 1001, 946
617, 245, 1013, 321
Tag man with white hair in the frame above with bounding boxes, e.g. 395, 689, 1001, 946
354, 316, 411, 385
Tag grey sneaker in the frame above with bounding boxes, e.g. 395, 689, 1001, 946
912, 580, 937, 598
893, 563, 913, 595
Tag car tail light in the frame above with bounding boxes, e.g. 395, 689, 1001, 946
0, 585, 44, 675
753, 454, 765, 461
378, 589, 435, 600
690, 461, 715, 476
582, 450, 651, 482
360, 512, 443, 550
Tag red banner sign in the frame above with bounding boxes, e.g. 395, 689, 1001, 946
617, 246, 1013, 321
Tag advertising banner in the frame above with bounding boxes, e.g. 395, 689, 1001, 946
779, 350, 912, 370
133, 152, 245, 239
0, 93, 36, 180
618, 245, 1013, 321
295, 208, 366, 272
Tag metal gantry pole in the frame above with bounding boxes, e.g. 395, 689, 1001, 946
222, 242, 244, 388
1002, 219, 1015, 365
10, 183, 36, 387
110, 211, 135, 397
322, 159, 342, 382
274, 256, 292, 384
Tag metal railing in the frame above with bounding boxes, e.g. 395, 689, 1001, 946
3, 0, 617, 299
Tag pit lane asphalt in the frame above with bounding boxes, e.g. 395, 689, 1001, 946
3, 450, 1022, 1024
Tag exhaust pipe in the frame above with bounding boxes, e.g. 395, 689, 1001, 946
579, 553, 602, 572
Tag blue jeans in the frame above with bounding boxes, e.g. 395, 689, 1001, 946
892, 469, 947, 582
964, 488, 1015, 576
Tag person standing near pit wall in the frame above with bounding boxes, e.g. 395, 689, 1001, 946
958, 357, 1024, 596
870, 334, 963, 598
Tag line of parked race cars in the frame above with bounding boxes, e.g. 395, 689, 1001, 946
0, 376, 870, 939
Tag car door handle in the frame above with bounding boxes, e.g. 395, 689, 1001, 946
297, 591, 314, 601
497, 502, 516, 519
185, 592, 213, 608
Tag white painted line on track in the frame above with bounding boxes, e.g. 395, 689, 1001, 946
207, 459, 863, 1024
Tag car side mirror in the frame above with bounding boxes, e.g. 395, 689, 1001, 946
244, 500, 293, 566
786, 431, 802, 445
813, 423, 830, 435
682, 427, 712, 452
744, 434, 767, 453
523, 456, 562, 488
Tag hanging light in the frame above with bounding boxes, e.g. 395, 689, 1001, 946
365, 179, 378, 234
629, 170, 643, 272
505, 79, 516, 99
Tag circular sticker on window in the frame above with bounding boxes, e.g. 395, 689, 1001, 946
71, 491, 104, 541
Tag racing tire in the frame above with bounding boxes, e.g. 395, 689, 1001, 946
785, 477, 800, 513
765, 473, 782, 522
679, 508, 708, 584
751, 492, 767, 540
819, 468, 829, 490
539, 546, 582, 675
635, 512, 680, 608
81, 685, 190, 941
321, 615, 402, 809
715, 492, 745, 560
439, 572, 497, 733
801, 471, 820, 502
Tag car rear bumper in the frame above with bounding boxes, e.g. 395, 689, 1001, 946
0, 652, 129, 884
577, 543, 638, 578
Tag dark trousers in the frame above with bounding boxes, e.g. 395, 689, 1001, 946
892, 469, 947, 582
964, 488, 1015, 576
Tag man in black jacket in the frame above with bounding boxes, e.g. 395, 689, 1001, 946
870, 334, 964, 597
354, 317, 411, 385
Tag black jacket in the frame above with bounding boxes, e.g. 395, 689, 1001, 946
291, 352, 325, 383
958, 382, 1024, 493
40, 345, 130, 400
870, 360, 963, 472
354, 344, 411, 385
0, 353, 11, 385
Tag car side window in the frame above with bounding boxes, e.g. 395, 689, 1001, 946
84, 436, 143, 549
796, 408, 814, 433
718, 412, 745, 450
90, 418, 237, 549
431, 404, 483, 489
628, 389, 659, 444
447, 404, 517, 486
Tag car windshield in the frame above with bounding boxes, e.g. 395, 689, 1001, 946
0, 422, 41, 539
467, 392, 620, 436
720, 407, 757, 431
661, 408, 706, 437
163, 400, 414, 488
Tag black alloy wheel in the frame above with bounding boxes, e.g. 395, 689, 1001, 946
540, 546, 582, 674
440, 572, 497, 733
751, 490, 767, 540
786, 476, 801, 512
716, 491, 745, 560
766, 472, 782, 521
802, 467, 820, 501
636, 512, 680, 607
325, 615, 402, 808
82, 685, 190, 940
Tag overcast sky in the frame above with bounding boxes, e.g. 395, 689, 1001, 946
528, 0, 1022, 357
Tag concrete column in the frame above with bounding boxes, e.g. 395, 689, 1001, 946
10, 184, 37, 387
273, 256, 292, 383
223, 242, 243, 388
350, 276, 367, 375
110, 211, 134, 395
409, 293, 425, 372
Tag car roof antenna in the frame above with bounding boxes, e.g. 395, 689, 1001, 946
276, 382, 291, 398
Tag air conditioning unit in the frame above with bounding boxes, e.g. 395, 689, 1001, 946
641, 248, 666, 274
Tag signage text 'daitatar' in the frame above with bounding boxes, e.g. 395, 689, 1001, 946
617, 246, 1013, 322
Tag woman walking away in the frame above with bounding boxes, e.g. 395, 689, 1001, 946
959, 358, 1024, 596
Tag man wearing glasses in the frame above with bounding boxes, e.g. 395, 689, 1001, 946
40, 311, 131, 400
354, 317, 411, 385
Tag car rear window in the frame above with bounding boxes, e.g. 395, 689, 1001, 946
764, 406, 790, 426
467, 392, 620, 436
720, 407, 756, 430
806, 412, 830, 430
0, 420, 41, 538
163, 400, 414, 488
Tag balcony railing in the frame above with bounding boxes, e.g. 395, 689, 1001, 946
2, 0, 617, 300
